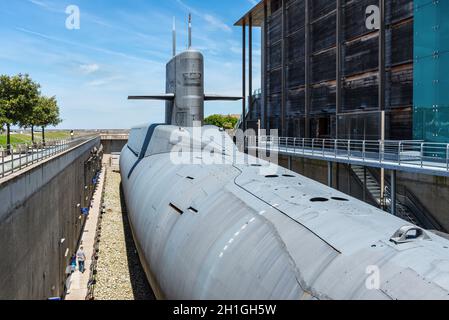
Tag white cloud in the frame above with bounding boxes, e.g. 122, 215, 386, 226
203, 14, 231, 32
28, 0, 49, 8
247, 0, 259, 5
86, 76, 122, 87
80, 64, 100, 74
15, 27, 158, 64
27, 0, 60, 13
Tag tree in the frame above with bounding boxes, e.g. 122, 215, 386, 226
33, 96, 62, 144
204, 114, 239, 130
0, 74, 40, 151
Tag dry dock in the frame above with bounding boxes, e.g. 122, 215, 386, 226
93, 167, 154, 300
65, 160, 154, 300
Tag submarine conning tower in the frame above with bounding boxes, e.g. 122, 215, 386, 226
128, 14, 241, 127
166, 49, 205, 127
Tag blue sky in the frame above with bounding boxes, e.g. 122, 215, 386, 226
0, 0, 261, 129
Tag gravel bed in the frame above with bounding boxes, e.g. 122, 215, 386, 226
94, 168, 154, 300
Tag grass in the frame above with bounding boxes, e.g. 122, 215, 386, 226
0, 131, 73, 147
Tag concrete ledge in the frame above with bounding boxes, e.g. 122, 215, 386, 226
0, 138, 100, 223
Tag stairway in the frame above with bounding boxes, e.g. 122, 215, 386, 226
351, 165, 421, 226
351, 165, 382, 205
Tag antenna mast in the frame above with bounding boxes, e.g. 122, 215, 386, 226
188, 13, 192, 49
172, 17, 176, 57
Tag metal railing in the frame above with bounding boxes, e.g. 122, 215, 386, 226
0, 135, 99, 179
249, 136, 449, 174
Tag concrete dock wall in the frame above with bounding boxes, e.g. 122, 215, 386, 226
100, 134, 128, 154
0, 137, 102, 300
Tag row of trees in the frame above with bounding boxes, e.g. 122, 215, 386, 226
0, 74, 61, 151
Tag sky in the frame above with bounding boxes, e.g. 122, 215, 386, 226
0, 0, 261, 129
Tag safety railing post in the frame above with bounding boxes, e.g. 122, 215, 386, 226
398, 141, 402, 165
278, 137, 281, 154
11, 145, 14, 173
347, 140, 351, 160
302, 138, 305, 155
446, 144, 449, 171
1, 146, 4, 178
322, 139, 325, 157
334, 140, 337, 158
312, 139, 315, 156
294, 138, 297, 153
379, 141, 383, 164
18, 145, 22, 170
362, 141, 366, 161
25, 144, 28, 168
420, 143, 424, 168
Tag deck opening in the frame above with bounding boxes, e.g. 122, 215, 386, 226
188, 207, 198, 214
331, 197, 349, 201
310, 197, 329, 202
169, 203, 184, 215
186, 176, 195, 180
265, 175, 279, 178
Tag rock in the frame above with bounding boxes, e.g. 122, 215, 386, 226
93, 168, 154, 300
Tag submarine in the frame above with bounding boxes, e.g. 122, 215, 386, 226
120, 16, 449, 300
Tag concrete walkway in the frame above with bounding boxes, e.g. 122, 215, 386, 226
65, 166, 105, 300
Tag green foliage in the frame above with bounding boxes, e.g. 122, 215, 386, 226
33, 96, 62, 128
0, 74, 62, 146
204, 114, 239, 129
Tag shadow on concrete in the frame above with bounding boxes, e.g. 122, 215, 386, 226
119, 182, 155, 300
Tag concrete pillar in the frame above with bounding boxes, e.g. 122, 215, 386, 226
348, 164, 351, 195
363, 166, 367, 202
336, 163, 340, 190
328, 162, 333, 188
391, 170, 397, 216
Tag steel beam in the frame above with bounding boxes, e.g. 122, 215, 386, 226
281, 0, 286, 136
242, 21, 247, 134
379, 0, 386, 113
336, 0, 342, 139
348, 164, 351, 195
